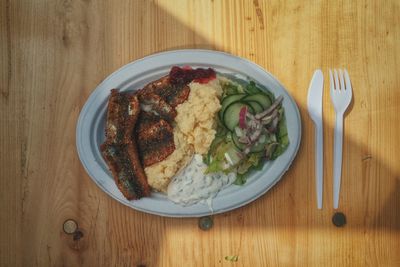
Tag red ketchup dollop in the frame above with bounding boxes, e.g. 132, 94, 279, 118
169, 66, 216, 85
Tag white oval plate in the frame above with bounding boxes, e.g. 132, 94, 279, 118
76, 50, 301, 217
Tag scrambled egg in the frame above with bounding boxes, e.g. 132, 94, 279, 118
176, 79, 222, 154
144, 79, 222, 192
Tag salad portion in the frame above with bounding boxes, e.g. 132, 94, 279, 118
204, 77, 289, 185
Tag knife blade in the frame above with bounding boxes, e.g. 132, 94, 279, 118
307, 69, 324, 209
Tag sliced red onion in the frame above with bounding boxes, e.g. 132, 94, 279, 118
246, 112, 255, 120
255, 95, 284, 120
261, 116, 273, 125
249, 127, 263, 142
261, 109, 278, 125
267, 116, 279, 133
239, 106, 248, 129
236, 151, 245, 159
248, 119, 256, 129
238, 135, 251, 144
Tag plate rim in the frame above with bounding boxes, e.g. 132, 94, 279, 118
76, 49, 302, 217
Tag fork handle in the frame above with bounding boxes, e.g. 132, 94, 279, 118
333, 114, 344, 209
315, 122, 323, 209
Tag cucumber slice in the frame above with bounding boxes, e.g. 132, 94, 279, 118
244, 100, 263, 114
250, 134, 269, 153
231, 131, 246, 151
242, 94, 272, 109
219, 94, 245, 119
232, 130, 269, 153
222, 102, 254, 131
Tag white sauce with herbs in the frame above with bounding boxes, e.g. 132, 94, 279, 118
167, 154, 236, 208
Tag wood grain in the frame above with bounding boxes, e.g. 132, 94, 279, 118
1, 0, 399, 266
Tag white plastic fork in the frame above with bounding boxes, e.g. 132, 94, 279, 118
329, 69, 353, 209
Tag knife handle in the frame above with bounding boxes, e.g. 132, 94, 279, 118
315, 122, 323, 209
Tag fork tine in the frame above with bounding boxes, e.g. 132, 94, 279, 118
329, 69, 335, 92
339, 69, 345, 90
334, 69, 340, 90
344, 69, 352, 91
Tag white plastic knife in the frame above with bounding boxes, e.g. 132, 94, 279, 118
307, 70, 324, 209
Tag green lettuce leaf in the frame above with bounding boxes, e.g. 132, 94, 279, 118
271, 111, 289, 159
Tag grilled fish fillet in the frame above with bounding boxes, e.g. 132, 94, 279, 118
138, 75, 190, 108
138, 93, 177, 122
136, 117, 175, 167
101, 142, 150, 199
101, 89, 150, 199
134, 72, 191, 168
105, 89, 141, 144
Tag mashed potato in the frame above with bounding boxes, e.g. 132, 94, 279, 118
144, 79, 222, 192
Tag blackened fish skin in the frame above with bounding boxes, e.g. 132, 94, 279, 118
101, 90, 150, 200
136, 119, 175, 167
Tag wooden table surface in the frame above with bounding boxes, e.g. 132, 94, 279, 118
1, 0, 400, 266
